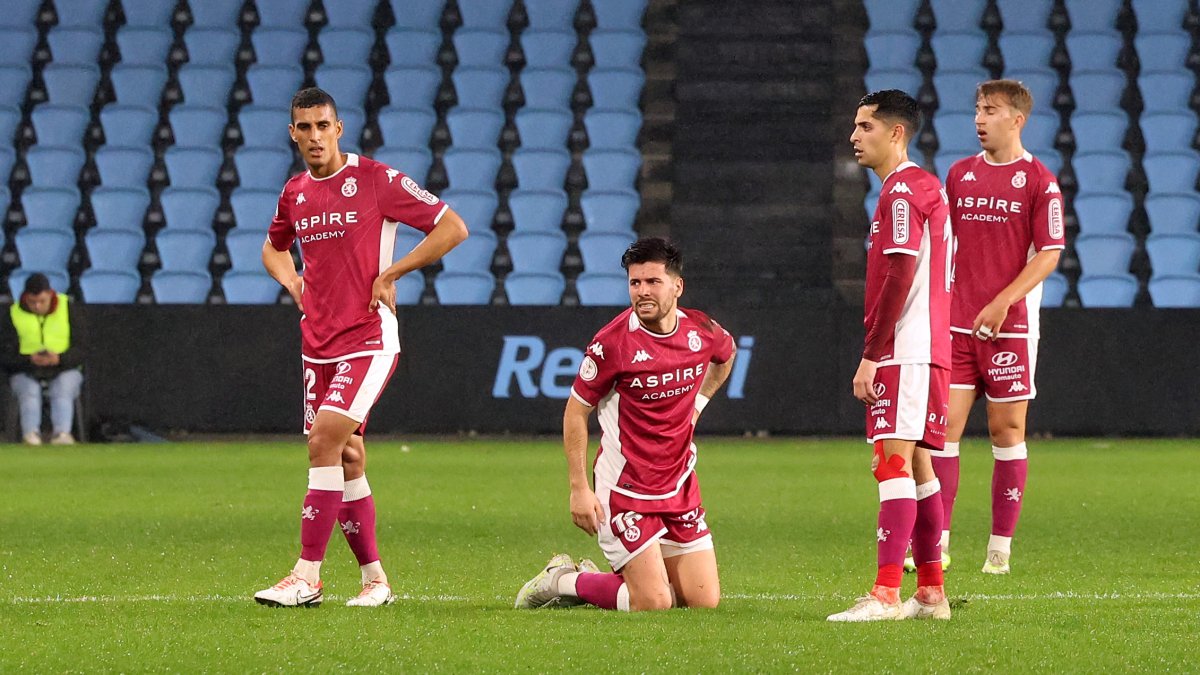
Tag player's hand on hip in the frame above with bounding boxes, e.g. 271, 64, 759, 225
853, 358, 880, 405
287, 277, 304, 312
370, 274, 396, 315
570, 487, 604, 536
972, 300, 1008, 341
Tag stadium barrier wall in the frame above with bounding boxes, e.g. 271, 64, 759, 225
63, 304, 1200, 437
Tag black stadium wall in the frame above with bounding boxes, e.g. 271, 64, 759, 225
64, 304, 1200, 437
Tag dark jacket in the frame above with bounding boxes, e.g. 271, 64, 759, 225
0, 298, 85, 379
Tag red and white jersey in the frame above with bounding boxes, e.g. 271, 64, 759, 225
946, 151, 1065, 338
268, 153, 448, 362
866, 161, 953, 369
570, 307, 736, 500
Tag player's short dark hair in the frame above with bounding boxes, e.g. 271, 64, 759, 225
977, 79, 1033, 117
858, 89, 921, 141
291, 87, 338, 121
621, 237, 683, 276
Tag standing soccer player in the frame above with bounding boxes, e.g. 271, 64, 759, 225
828, 90, 953, 622
935, 80, 1064, 574
254, 88, 468, 607
514, 238, 737, 612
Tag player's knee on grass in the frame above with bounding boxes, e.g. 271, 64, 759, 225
681, 585, 720, 609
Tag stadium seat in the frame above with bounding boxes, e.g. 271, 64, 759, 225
165, 146, 223, 188
1040, 271, 1069, 307
1131, 0, 1190, 32
251, 29, 310, 67
1134, 33, 1191, 74
30, 104, 89, 147
443, 148, 502, 192
584, 109, 641, 150
1077, 273, 1138, 307
578, 231, 636, 272
16, 229, 74, 271
152, 270, 213, 304
1073, 193, 1133, 234
440, 231, 498, 273
1146, 233, 1200, 276
1148, 274, 1200, 307
0, 65, 32, 107
1070, 112, 1127, 154
384, 67, 443, 109
453, 28, 510, 67
929, 0, 986, 31
0, 0, 39, 28
998, 33, 1056, 73
230, 188, 280, 231
159, 187, 221, 232
1034, 149, 1063, 177
256, 0, 310, 28
90, 187, 150, 232
109, 64, 167, 108
521, 30, 577, 69
178, 65, 236, 106
588, 69, 644, 110
438, 190, 498, 230
99, 104, 159, 147
323, 0, 378, 27
930, 32, 988, 73
507, 230, 567, 274
590, 30, 647, 71
0, 147, 12, 184
393, 272, 426, 305
388, 0, 447, 30
42, 64, 100, 107
238, 106, 293, 149
1140, 112, 1195, 153
1144, 152, 1200, 194
169, 106, 228, 147
863, 69, 922, 99
1144, 193, 1200, 234
524, 0, 580, 29
1075, 233, 1136, 275
394, 227, 426, 258
450, 67, 510, 109
1004, 70, 1059, 111
157, 230, 216, 272
933, 70, 990, 112
184, 28, 241, 66
189, 0, 243, 27
1072, 151, 1130, 193
235, 147, 294, 190
8, 269, 70, 296
222, 271, 282, 304
583, 150, 641, 193
314, 65, 373, 110
339, 107, 366, 152
592, 0, 646, 30
376, 107, 437, 148
863, 0, 919, 33
1070, 72, 1125, 113
25, 146, 85, 188
384, 29, 442, 67
932, 112, 978, 154
434, 271, 495, 304
457, 0, 514, 28
246, 65, 305, 108
94, 147, 154, 188
1024, 112, 1060, 154
1065, 32, 1123, 73
318, 28, 376, 67
512, 149, 570, 191
0, 27, 35, 67
863, 31, 921, 71
581, 191, 639, 232
225, 228, 271, 270
576, 272, 629, 305
55, 0, 110, 26
79, 269, 141, 303
1064, 0, 1123, 32
85, 229, 145, 272
372, 146, 433, 182
1138, 73, 1193, 114
121, 1, 175, 27
508, 189, 567, 232
446, 107, 505, 150
505, 272, 565, 305
512, 109, 573, 153
46, 27, 104, 66
0, 104, 20, 145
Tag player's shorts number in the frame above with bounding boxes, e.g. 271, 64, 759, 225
304, 368, 317, 401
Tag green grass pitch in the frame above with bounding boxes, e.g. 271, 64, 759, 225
1, 438, 1196, 672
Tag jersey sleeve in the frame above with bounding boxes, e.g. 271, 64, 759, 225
372, 163, 449, 234
710, 319, 736, 364
877, 189, 925, 257
570, 335, 620, 407
1030, 167, 1066, 251
266, 186, 295, 251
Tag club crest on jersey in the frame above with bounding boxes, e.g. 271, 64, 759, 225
687, 330, 702, 352
579, 355, 598, 382
889, 182, 912, 195
341, 176, 358, 197
1011, 170, 1027, 189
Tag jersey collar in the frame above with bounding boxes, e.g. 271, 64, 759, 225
627, 308, 687, 338
980, 150, 1032, 167
306, 152, 359, 181
883, 160, 919, 183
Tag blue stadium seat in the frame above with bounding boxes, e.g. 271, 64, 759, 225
452, 67, 510, 109
99, 104, 158, 147
0, 28, 35, 66
225, 228, 271, 270
585, 109, 641, 150
1141, 112, 1196, 154
238, 106, 292, 148
372, 146, 433, 182
314, 65, 373, 110
515, 108, 573, 149
1024, 112, 1060, 154
394, 227, 426, 258
453, 28, 509, 67
122, 1, 177, 27
521, 29, 576, 69
507, 230, 567, 274
0, 147, 13, 184
165, 146, 223, 188
863, 31, 921, 71
1073, 193, 1133, 234
1065, 32, 1123, 73
524, 0, 580, 29
446, 107, 505, 149
0, 104, 20, 145
323, 0, 378, 27
0, 65, 31, 107
159, 187, 220, 232
576, 272, 629, 305
863, 69, 922, 99
222, 271, 283, 304
457, 0, 514, 28
930, 32, 988, 73
388, 0, 447, 30
339, 107, 366, 152
932, 112, 978, 154
94, 146, 154, 188
1070, 112, 1126, 154
251, 29, 310, 66
1005, 70, 1059, 111
85, 229, 145, 271
581, 191, 639, 231
440, 231, 498, 273
505, 272, 565, 305
1144, 152, 1200, 194
1138, 72, 1193, 114
109, 64, 167, 108
152, 270, 213, 303
256, 0, 310, 28
508, 189, 567, 232
42, 64, 100, 107
1040, 271, 1069, 307
15, 229, 74, 270
1077, 274, 1137, 307
1064, 0, 1123, 32
189, 0, 243, 27
47, 27, 104, 65
578, 231, 636, 271
1070, 72, 1125, 113
863, 0, 918, 32
30, 104, 89, 146
25, 146, 85, 188
169, 106, 228, 147
184, 28, 240, 66
79, 270, 141, 303
1144, 193, 1200, 234
443, 148, 502, 192
384, 67, 443, 109
90, 187, 150, 232
998, 33, 1056, 73
1072, 151, 1130, 193
1146, 233, 1200, 276
245, 65, 305, 108
393, 272, 426, 305
178, 65, 236, 106
8, 269, 70, 295
235, 147, 294, 190
590, 30, 646, 71
434, 271, 494, 304
1075, 233, 1136, 275
512, 149, 570, 191
1135, 33, 1191, 74
1148, 274, 1200, 307
439, 189, 498, 229
384, 29, 442, 67
230, 188, 281, 231
1034, 149, 1063, 177
588, 69, 643, 110
583, 149, 640, 193
1131, 0, 1190, 32
0, 0, 40, 28
592, 0, 646, 30
376, 107, 436, 148
318, 28, 376, 67
933, 69, 990, 112
930, 0, 987, 31
157, 230, 215, 272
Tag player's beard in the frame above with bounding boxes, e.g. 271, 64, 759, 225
635, 298, 673, 327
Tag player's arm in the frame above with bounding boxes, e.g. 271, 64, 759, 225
262, 242, 303, 310
855, 252, 917, 404
563, 396, 604, 536
370, 208, 469, 313
693, 328, 737, 425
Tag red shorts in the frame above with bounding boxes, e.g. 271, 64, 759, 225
302, 353, 399, 435
596, 472, 713, 571
866, 363, 949, 450
951, 332, 1038, 402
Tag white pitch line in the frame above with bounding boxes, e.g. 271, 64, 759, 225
724, 592, 1200, 601
1, 593, 473, 605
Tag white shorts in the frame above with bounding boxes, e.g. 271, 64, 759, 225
302, 352, 399, 434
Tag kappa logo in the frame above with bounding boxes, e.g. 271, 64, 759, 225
877, 527, 891, 542
327, 391, 345, 404
679, 507, 708, 533
1046, 182, 1061, 194
1005, 487, 1022, 502
962, 171, 977, 182
873, 382, 886, 398
687, 330, 702, 352
385, 168, 399, 183
1008, 381, 1028, 393
992, 351, 1019, 367
341, 176, 358, 197
340, 519, 361, 535
1011, 170, 1027, 189
588, 341, 605, 360
301, 506, 319, 521
611, 511, 644, 543
889, 182, 913, 195
631, 349, 653, 364
874, 417, 890, 430
296, 192, 306, 205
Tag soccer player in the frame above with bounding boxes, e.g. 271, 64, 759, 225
935, 80, 1064, 574
514, 237, 737, 612
254, 88, 468, 607
828, 90, 953, 622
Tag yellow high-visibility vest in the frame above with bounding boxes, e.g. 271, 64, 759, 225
11, 294, 70, 355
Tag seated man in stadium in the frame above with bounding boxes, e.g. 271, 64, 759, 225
515, 237, 737, 612
1, 273, 85, 445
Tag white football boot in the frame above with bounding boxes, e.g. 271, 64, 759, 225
981, 550, 1010, 574
254, 573, 323, 607
827, 595, 902, 622
346, 579, 396, 607
899, 594, 952, 620
514, 553, 577, 609
577, 558, 601, 574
